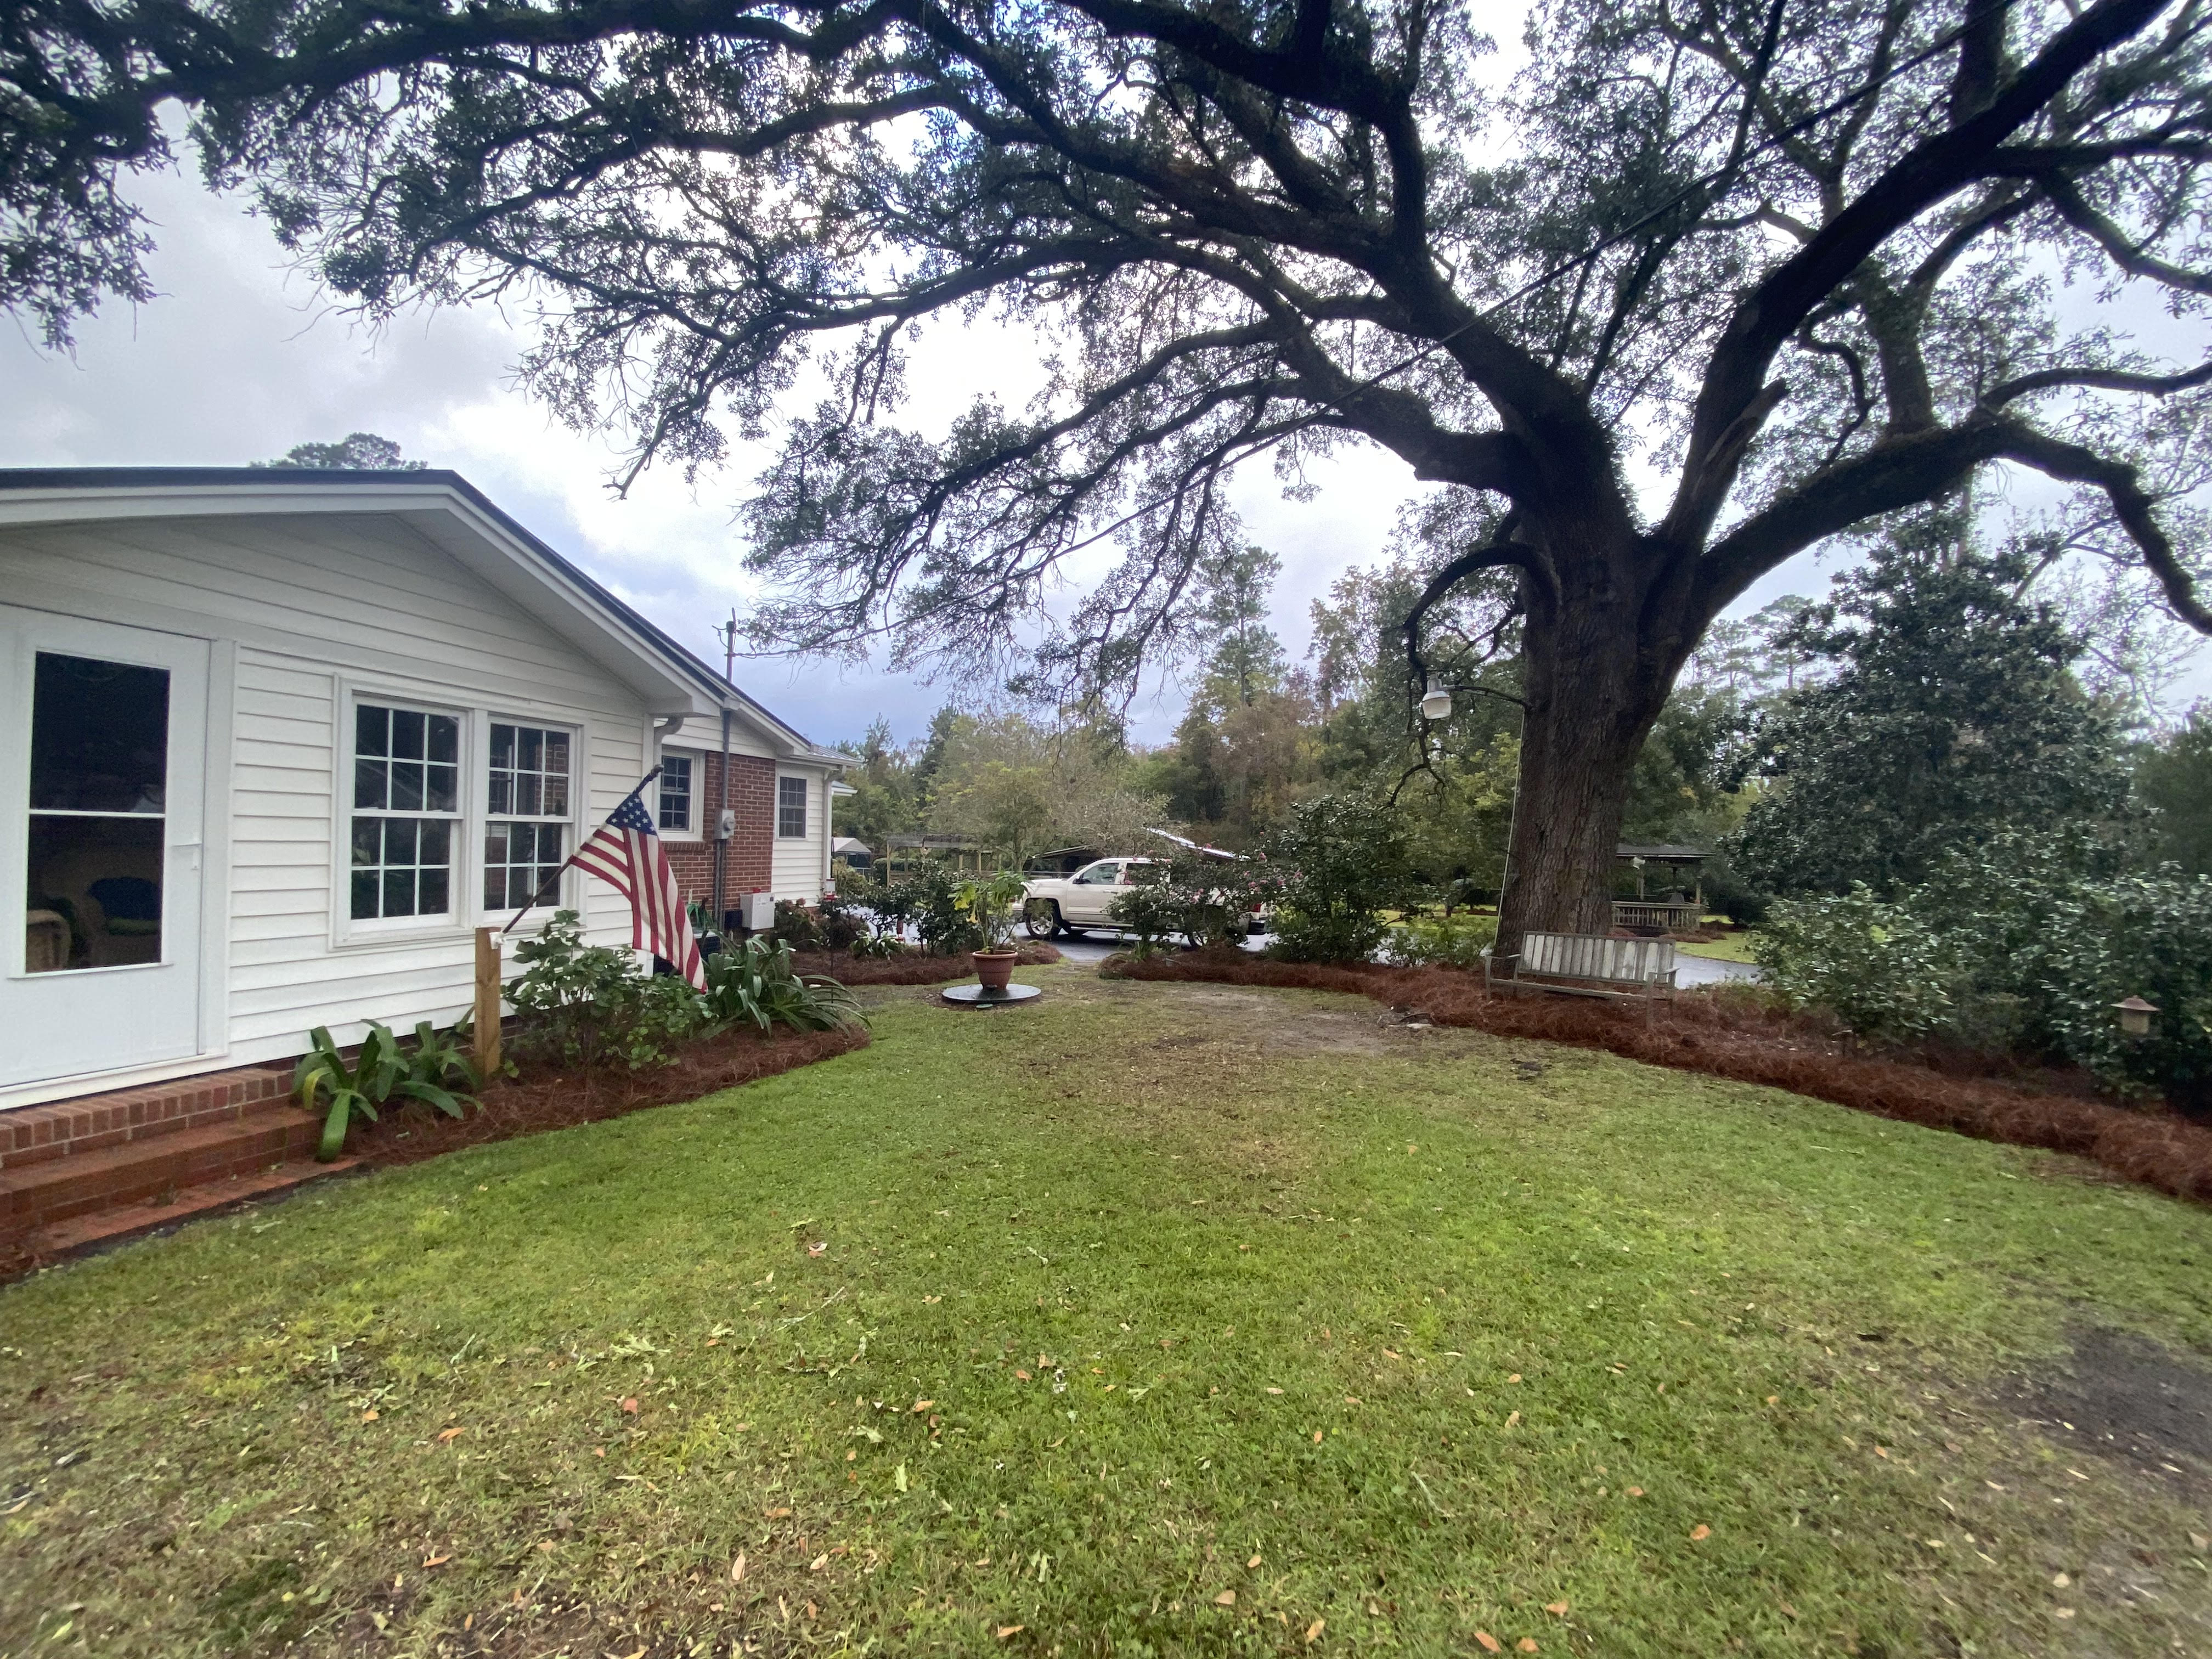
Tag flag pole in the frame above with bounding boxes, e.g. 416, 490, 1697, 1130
476, 765, 665, 1073
498, 766, 663, 939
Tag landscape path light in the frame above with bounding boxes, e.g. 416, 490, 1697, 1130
1420, 676, 1453, 721
2114, 996, 2160, 1040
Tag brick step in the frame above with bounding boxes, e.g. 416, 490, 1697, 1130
17, 1154, 364, 1267
2, 1062, 298, 1172
0, 1108, 321, 1237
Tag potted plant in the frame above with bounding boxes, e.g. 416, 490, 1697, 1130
956, 870, 1029, 990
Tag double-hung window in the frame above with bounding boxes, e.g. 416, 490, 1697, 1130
484, 721, 573, 910
658, 755, 693, 833
350, 704, 461, 922
777, 775, 808, 839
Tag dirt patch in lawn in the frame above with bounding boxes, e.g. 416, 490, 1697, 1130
2010, 1327, 2212, 1480
351, 1022, 870, 1170
1105, 949, 2212, 1208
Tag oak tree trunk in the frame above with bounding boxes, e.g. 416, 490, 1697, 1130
1494, 552, 1685, 960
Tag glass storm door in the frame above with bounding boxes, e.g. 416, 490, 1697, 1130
0, 608, 210, 1090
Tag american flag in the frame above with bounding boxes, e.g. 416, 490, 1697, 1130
569, 791, 706, 990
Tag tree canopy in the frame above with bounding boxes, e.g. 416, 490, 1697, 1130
1728, 523, 2132, 894
12, 0, 2212, 935
252, 432, 426, 471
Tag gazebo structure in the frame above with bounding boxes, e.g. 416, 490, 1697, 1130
1613, 844, 1709, 934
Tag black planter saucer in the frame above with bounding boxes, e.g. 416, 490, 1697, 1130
941, 982, 1043, 1008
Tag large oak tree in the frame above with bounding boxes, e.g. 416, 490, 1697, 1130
8, 0, 2212, 947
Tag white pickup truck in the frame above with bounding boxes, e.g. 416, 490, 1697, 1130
1020, 857, 1157, 937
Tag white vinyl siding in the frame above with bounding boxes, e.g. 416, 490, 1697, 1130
771, 771, 830, 902
0, 511, 655, 1068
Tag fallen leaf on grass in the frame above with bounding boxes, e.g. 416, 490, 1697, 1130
766, 1506, 793, 1519
731, 1554, 746, 1582
1689, 1525, 1711, 1541
1503, 1411, 1520, 1428
1778, 1600, 1798, 1618
620, 1397, 640, 1415
1765, 1395, 1779, 1404
808, 1242, 827, 1257
361, 1409, 379, 1423
1266, 1387, 1284, 1395
421, 1553, 450, 1568
1517, 1640, 1539, 1653
1304, 1618, 1325, 1644
1214, 1590, 1237, 1606
809, 1554, 829, 1571
996, 1625, 1024, 1640
1475, 1632, 1502, 1653
1507, 1374, 1521, 1384
1626, 1486, 1644, 1497
1015, 1369, 1032, 1381
1544, 1602, 1568, 1616
1249, 1554, 1262, 1568
2192, 1532, 2211, 1550
912, 1399, 935, 1412
1312, 1430, 1323, 1443
923, 1295, 943, 1304
436, 1426, 465, 1443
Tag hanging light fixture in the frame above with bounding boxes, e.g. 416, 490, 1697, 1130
2114, 996, 2160, 1040
1420, 675, 1453, 721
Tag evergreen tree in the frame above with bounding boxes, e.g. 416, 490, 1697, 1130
1731, 526, 2131, 896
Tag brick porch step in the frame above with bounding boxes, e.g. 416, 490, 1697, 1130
0, 1099, 320, 1237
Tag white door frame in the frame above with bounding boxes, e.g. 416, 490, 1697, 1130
0, 606, 229, 1095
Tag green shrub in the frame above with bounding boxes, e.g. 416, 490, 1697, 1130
1752, 887, 1957, 1044
1381, 912, 1498, 968
294, 1018, 478, 1161
702, 938, 867, 1033
1262, 795, 1414, 963
505, 909, 709, 1070
768, 900, 825, 952
1108, 878, 1184, 959
906, 860, 985, 956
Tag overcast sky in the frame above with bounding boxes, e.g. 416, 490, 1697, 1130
6, 139, 2205, 747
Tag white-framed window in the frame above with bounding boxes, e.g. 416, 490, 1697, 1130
348, 701, 462, 923
483, 720, 574, 911
776, 775, 808, 839
658, 753, 693, 833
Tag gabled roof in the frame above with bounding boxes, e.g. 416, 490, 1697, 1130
0, 467, 840, 764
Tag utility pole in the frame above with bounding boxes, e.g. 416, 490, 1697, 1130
712, 610, 738, 932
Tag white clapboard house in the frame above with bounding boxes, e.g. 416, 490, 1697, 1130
0, 468, 844, 1112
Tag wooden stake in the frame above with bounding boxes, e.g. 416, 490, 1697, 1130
473, 927, 504, 1076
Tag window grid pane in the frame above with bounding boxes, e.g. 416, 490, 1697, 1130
348, 703, 461, 925
658, 757, 693, 832
483, 821, 566, 912
489, 723, 572, 822
349, 815, 453, 920
777, 776, 808, 839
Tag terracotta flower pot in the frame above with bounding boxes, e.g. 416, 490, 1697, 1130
971, 949, 1019, 991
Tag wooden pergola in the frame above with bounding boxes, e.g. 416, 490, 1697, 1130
1613, 843, 1709, 934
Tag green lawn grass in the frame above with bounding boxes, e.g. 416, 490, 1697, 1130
1677, 932, 1759, 963
5, 963, 2209, 1657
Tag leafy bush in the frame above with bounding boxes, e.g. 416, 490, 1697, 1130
768, 900, 825, 952
1381, 912, 1498, 969
294, 1019, 478, 1161
702, 938, 868, 1033
955, 870, 1029, 951
905, 861, 985, 956
1108, 877, 1184, 958
814, 894, 868, 952
1753, 838, 2212, 1109
1262, 795, 1413, 963
506, 909, 709, 1070
1753, 888, 1958, 1043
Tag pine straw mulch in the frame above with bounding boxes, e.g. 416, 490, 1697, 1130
1103, 948, 2212, 1207
341, 1022, 871, 1171
787, 941, 1062, 986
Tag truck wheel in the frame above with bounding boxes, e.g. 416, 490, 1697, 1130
1025, 899, 1063, 939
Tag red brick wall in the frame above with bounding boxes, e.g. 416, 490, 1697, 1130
663, 752, 777, 919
